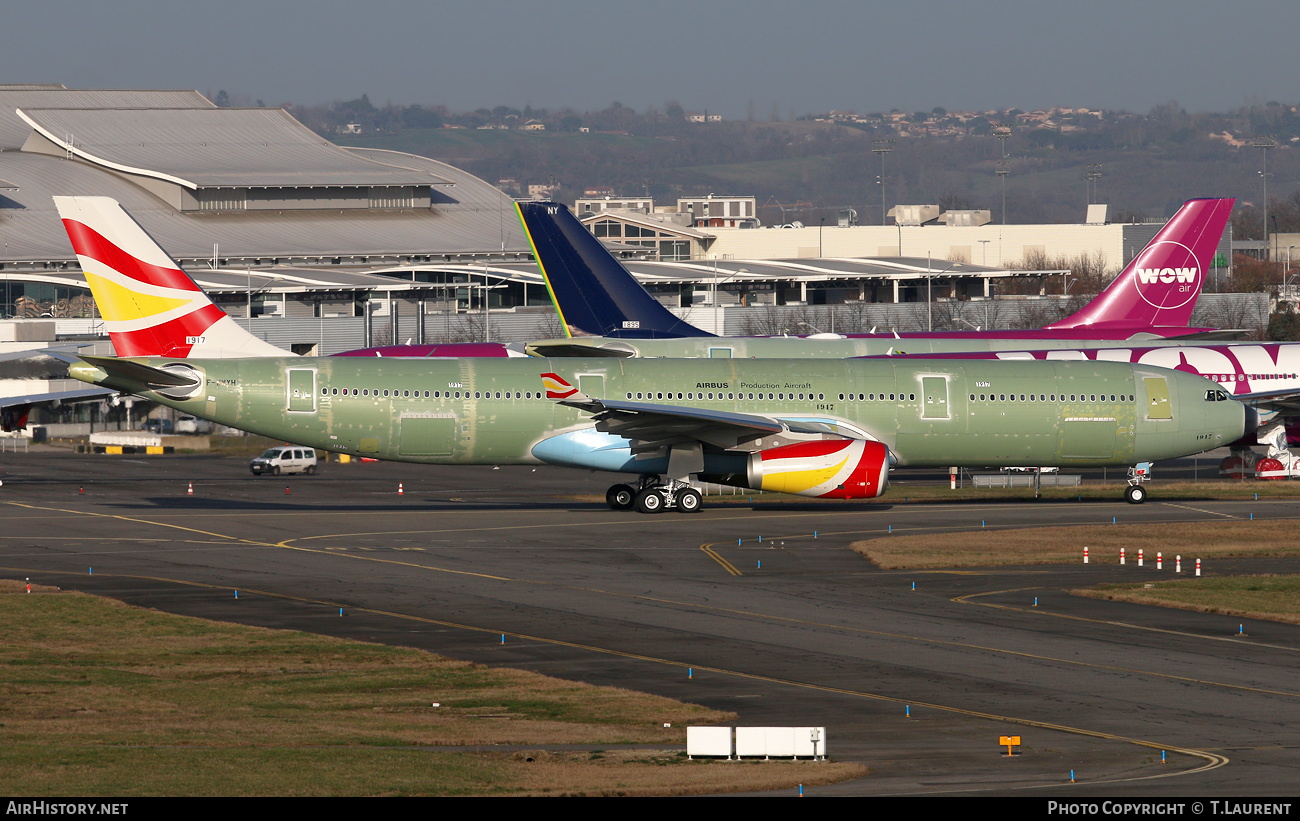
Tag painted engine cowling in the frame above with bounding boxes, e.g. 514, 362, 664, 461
746, 439, 890, 499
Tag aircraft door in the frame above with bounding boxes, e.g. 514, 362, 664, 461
1143, 377, 1172, 420
287, 368, 317, 413
578, 374, 605, 399
920, 376, 950, 420
398, 413, 456, 456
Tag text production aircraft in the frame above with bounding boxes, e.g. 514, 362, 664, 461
55, 196, 1253, 511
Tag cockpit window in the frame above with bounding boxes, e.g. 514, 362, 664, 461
1205, 390, 1230, 402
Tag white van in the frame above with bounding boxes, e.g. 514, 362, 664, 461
250, 446, 318, 476
175, 415, 212, 434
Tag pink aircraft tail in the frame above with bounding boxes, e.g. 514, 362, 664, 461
1046, 197, 1234, 330
54, 196, 289, 358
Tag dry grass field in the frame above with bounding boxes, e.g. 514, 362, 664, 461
1077, 575, 1300, 626
852, 520, 1300, 569
0, 581, 865, 796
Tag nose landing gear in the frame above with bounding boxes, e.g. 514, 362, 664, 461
1124, 462, 1151, 504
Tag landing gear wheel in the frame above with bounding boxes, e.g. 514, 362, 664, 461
1124, 484, 1147, 504
675, 487, 702, 513
635, 487, 666, 514
606, 484, 635, 510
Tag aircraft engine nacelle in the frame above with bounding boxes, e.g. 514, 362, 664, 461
746, 439, 890, 499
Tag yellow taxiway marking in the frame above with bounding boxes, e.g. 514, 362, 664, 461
956, 587, 1300, 656
11, 564, 1227, 783
1159, 502, 1239, 518
700, 543, 743, 575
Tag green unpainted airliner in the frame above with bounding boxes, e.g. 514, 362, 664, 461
53, 195, 1253, 513
68, 353, 1249, 511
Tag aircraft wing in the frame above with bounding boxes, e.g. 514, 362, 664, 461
1163, 329, 1251, 341
1237, 389, 1300, 417
562, 396, 846, 452
541, 373, 846, 452
525, 339, 637, 358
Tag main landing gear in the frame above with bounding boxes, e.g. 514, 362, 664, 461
1124, 462, 1151, 504
606, 477, 702, 514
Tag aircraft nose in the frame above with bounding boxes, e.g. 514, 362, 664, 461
1243, 404, 1261, 436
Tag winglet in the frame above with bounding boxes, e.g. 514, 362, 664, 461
1047, 198, 1234, 330
53, 196, 290, 359
516, 201, 712, 339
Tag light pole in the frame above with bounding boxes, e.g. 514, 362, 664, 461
872, 138, 894, 226
1255, 136, 1275, 257
1085, 164, 1102, 205
996, 160, 1011, 224
994, 126, 1012, 224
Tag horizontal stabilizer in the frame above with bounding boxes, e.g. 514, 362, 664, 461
72, 355, 200, 390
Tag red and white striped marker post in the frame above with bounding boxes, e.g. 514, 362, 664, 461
1176, 555, 1182, 573
1157, 552, 1163, 570
1084, 546, 1089, 564
1138, 549, 1144, 567
1196, 558, 1201, 577
1120, 547, 1126, 565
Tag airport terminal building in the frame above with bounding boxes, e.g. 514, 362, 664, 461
0, 84, 1242, 355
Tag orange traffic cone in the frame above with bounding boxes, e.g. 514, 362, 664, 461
187, 482, 193, 495
398, 483, 404, 495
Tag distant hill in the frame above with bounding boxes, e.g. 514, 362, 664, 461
311, 99, 1300, 229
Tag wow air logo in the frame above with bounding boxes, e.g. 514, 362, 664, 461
1131, 240, 1201, 311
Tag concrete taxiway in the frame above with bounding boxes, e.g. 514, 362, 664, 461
3, 449, 1300, 796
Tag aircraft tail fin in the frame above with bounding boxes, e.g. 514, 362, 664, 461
1047, 197, 1234, 330
53, 196, 290, 358
516, 201, 711, 338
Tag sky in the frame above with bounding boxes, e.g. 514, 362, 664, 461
6, 0, 1298, 119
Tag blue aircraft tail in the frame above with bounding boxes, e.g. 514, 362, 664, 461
516, 201, 711, 338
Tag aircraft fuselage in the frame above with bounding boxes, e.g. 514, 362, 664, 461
71, 356, 1248, 473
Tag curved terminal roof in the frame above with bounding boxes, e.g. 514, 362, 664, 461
18, 108, 449, 189
0, 86, 211, 149
0, 88, 530, 268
